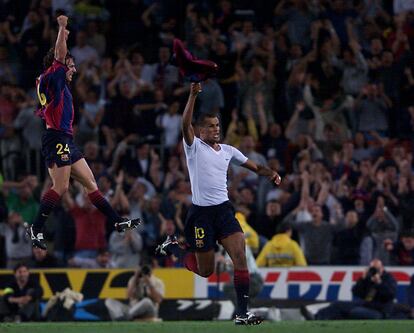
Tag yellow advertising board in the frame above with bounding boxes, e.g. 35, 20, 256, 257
0, 268, 194, 299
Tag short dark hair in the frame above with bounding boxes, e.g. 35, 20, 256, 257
98, 248, 109, 255
196, 112, 219, 127
276, 223, 292, 234
43, 47, 74, 69
13, 263, 28, 273
401, 230, 414, 239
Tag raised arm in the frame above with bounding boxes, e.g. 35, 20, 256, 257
55, 15, 69, 63
182, 83, 201, 146
241, 159, 281, 185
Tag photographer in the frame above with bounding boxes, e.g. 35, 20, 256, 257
316, 259, 396, 319
0, 263, 43, 322
105, 265, 164, 321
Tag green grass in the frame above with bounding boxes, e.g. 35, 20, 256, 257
0, 321, 414, 333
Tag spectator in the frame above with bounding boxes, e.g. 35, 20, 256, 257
288, 171, 346, 265
109, 229, 143, 268
0, 263, 43, 322
316, 259, 397, 319
0, 211, 32, 268
75, 85, 105, 146
274, 0, 314, 50
331, 36, 368, 97
30, 247, 58, 268
1, 175, 39, 225
231, 136, 267, 186
224, 108, 259, 148
62, 188, 107, 259
257, 199, 284, 239
240, 66, 274, 124
0, 46, 18, 84
384, 230, 414, 266
105, 265, 164, 321
18, 39, 43, 90
68, 248, 113, 269
133, 88, 167, 139
394, 1, 414, 14
235, 210, 259, 255
354, 83, 392, 136
285, 101, 315, 143
162, 155, 185, 192
256, 223, 307, 267
261, 123, 288, 164
70, 30, 99, 66
86, 20, 106, 57
156, 99, 182, 151
120, 142, 152, 180
210, 36, 238, 130
141, 46, 179, 95
332, 210, 365, 265
303, 83, 353, 142
366, 196, 399, 264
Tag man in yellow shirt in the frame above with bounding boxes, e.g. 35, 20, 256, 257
235, 211, 259, 254
256, 223, 307, 267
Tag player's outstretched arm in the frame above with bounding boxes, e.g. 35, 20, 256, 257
182, 82, 201, 146
55, 15, 69, 63
241, 159, 282, 185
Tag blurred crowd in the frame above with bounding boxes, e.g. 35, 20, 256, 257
1, 0, 414, 269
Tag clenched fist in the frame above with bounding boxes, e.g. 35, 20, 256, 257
190, 82, 202, 96
57, 15, 68, 27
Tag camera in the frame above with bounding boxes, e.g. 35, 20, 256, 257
366, 267, 378, 279
138, 265, 151, 278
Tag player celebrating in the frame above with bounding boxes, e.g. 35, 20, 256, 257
29, 15, 140, 250
157, 83, 281, 325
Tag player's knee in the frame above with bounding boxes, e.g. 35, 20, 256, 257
198, 267, 214, 278
85, 179, 98, 192
53, 183, 69, 195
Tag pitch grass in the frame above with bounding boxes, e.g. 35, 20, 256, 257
0, 321, 414, 333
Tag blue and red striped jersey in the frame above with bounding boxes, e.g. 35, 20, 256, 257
36, 60, 74, 135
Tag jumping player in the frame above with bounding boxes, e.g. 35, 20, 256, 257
157, 83, 281, 325
29, 15, 140, 250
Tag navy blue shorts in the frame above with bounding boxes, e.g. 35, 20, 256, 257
41, 129, 83, 168
184, 201, 243, 252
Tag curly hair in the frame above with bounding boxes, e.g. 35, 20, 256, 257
43, 47, 74, 69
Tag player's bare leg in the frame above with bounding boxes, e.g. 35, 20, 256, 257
70, 158, 141, 231
195, 250, 215, 277
221, 232, 263, 325
28, 164, 71, 249
156, 237, 215, 277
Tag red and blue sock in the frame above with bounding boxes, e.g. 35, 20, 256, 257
88, 190, 122, 223
32, 189, 61, 234
234, 269, 250, 316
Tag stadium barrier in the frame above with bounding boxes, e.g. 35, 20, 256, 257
0, 268, 194, 299
1, 267, 413, 302
1, 267, 412, 320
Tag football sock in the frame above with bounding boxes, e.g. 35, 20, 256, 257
32, 189, 61, 234
234, 269, 250, 315
88, 190, 122, 223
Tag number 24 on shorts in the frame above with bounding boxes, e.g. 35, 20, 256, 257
56, 143, 70, 155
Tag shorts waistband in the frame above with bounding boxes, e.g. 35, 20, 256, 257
192, 200, 230, 209
46, 128, 73, 138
